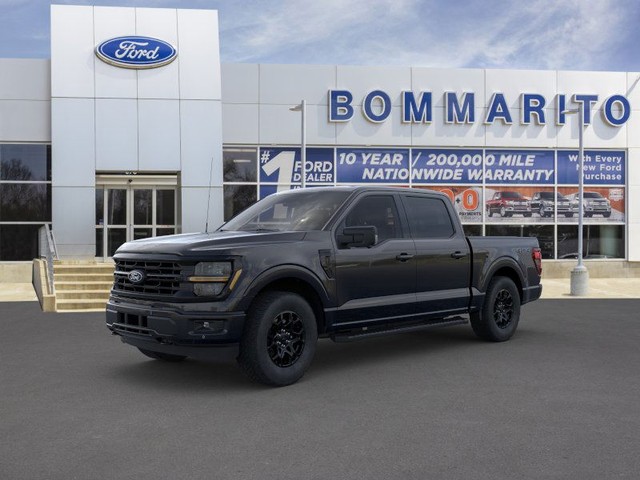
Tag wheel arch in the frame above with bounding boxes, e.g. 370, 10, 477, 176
482, 258, 525, 302
238, 266, 330, 334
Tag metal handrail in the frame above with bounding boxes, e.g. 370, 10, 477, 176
38, 224, 58, 294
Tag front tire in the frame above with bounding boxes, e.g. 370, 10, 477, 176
470, 276, 521, 342
137, 348, 187, 362
238, 291, 317, 386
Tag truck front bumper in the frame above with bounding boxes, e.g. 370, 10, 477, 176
106, 298, 246, 353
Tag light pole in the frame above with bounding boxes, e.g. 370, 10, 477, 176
289, 100, 306, 188
562, 104, 588, 295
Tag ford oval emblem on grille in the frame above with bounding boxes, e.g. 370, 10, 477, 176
128, 270, 146, 285
95, 36, 177, 69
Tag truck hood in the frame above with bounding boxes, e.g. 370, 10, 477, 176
114, 230, 307, 256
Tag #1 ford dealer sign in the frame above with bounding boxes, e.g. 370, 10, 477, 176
95, 36, 177, 69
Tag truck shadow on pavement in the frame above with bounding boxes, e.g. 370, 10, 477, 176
105, 323, 542, 390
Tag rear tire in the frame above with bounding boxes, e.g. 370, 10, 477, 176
137, 348, 187, 362
470, 276, 521, 342
238, 291, 317, 387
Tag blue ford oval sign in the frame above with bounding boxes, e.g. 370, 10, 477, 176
95, 36, 177, 69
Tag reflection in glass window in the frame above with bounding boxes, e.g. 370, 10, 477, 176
0, 144, 51, 181
223, 148, 257, 182
133, 189, 153, 225
156, 190, 175, 225
95, 188, 104, 225
107, 189, 126, 225
486, 224, 555, 259
95, 228, 104, 257
156, 228, 176, 237
463, 225, 482, 236
0, 184, 51, 222
557, 225, 624, 259
0, 225, 41, 260
107, 228, 127, 257
223, 185, 257, 221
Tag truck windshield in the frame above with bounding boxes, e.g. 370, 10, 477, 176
501, 192, 522, 199
220, 190, 351, 232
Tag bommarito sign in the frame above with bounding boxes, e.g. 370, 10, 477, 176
328, 90, 631, 127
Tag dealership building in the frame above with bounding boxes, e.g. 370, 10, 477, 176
1, 4, 639, 281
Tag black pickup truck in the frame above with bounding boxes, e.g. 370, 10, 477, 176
106, 186, 542, 386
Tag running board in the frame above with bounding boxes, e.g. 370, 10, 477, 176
330, 316, 467, 343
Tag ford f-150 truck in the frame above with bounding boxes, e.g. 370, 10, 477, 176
106, 186, 543, 386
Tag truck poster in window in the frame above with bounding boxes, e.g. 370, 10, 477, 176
484, 150, 554, 184
336, 148, 410, 183
414, 186, 482, 223
557, 187, 625, 223
484, 185, 542, 223
557, 150, 625, 185
411, 149, 483, 184
259, 147, 334, 186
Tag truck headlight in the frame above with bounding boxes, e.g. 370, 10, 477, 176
189, 262, 233, 297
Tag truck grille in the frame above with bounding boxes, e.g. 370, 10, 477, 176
114, 260, 182, 296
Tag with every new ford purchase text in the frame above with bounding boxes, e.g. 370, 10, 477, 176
106, 187, 542, 386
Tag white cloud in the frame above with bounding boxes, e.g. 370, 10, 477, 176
0, 0, 635, 70
218, 0, 633, 71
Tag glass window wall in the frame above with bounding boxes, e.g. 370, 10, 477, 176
0, 144, 51, 261
222, 145, 626, 260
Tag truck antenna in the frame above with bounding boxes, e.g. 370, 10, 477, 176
205, 156, 214, 233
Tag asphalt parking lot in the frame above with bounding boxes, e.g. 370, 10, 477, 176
1, 300, 639, 480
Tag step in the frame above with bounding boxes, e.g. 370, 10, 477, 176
56, 290, 111, 300
55, 281, 114, 291
54, 265, 115, 275
54, 273, 114, 283
57, 309, 108, 314
330, 316, 468, 343
55, 299, 108, 311
54, 260, 114, 266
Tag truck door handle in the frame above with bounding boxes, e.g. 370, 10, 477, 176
451, 251, 467, 259
396, 253, 414, 262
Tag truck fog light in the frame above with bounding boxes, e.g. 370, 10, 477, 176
194, 283, 225, 296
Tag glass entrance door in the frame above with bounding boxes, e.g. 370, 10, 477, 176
95, 176, 177, 258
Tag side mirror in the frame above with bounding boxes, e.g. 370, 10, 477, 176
337, 226, 377, 248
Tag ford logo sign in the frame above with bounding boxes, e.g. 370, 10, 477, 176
95, 36, 177, 69
127, 270, 146, 285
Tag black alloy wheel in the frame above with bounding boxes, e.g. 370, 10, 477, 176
493, 288, 514, 329
267, 311, 305, 367
469, 275, 521, 342
238, 291, 318, 386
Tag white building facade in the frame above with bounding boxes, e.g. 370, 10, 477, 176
0, 4, 639, 273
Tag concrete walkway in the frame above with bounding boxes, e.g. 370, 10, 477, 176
0, 283, 38, 302
540, 277, 640, 299
2, 278, 640, 304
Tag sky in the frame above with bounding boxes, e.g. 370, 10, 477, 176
1, 0, 639, 72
